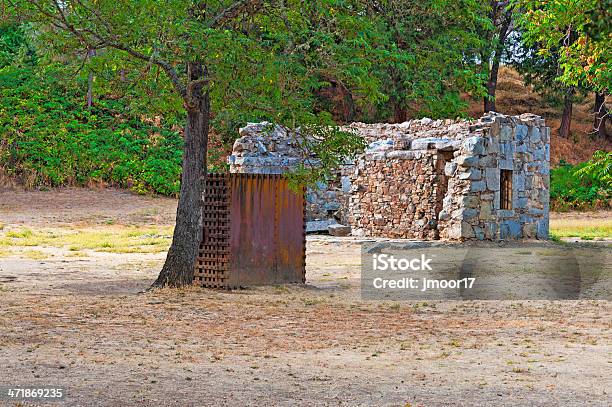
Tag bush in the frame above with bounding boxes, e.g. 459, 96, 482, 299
0, 64, 184, 195
550, 151, 612, 210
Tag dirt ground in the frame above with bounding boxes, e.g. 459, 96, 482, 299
0, 188, 610, 406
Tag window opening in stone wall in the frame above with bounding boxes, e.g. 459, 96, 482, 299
500, 170, 513, 210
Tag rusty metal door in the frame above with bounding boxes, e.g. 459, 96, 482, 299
195, 173, 305, 288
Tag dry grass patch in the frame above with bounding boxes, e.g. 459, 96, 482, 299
21, 250, 50, 260
65, 251, 89, 257
550, 217, 612, 240
0, 226, 173, 253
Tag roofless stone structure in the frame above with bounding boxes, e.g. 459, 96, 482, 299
228, 112, 550, 241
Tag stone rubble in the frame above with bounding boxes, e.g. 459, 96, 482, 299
229, 113, 550, 241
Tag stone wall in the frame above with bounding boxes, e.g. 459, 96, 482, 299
348, 155, 447, 239
228, 113, 550, 240
436, 113, 550, 240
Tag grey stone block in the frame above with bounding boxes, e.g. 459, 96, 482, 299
457, 155, 480, 167
306, 219, 339, 233
445, 162, 457, 176
257, 141, 268, 154
485, 223, 498, 239
462, 208, 479, 219
411, 137, 449, 150
479, 155, 496, 167
485, 137, 500, 154
387, 151, 417, 160
366, 139, 394, 152
537, 219, 549, 239
473, 226, 485, 240
485, 168, 500, 191
500, 142, 514, 157
516, 197, 528, 208
328, 224, 351, 236
435, 140, 461, 151
515, 124, 528, 141
461, 195, 479, 208
523, 223, 537, 238
409, 139, 428, 150
500, 125, 512, 141
515, 143, 527, 153
341, 176, 351, 193
463, 136, 485, 155
324, 202, 341, 211
305, 191, 318, 203
316, 181, 327, 191
533, 147, 545, 161
499, 223, 510, 239
459, 169, 481, 180
529, 127, 541, 143
470, 181, 486, 192
479, 202, 492, 220
461, 222, 475, 238
365, 152, 386, 161
507, 221, 522, 238
514, 173, 525, 191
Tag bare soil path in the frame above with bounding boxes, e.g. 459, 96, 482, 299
0, 188, 610, 406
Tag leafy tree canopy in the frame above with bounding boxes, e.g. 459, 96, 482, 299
515, 0, 611, 94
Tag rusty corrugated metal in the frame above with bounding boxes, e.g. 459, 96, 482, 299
194, 173, 305, 289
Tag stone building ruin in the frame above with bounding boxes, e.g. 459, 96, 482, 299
228, 113, 550, 241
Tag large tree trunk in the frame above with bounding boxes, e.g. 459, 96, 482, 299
392, 97, 407, 123
153, 62, 209, 288
483, 58, 499, 113
482, 2, 512, 114
593, 92, 608, 139
558, 91, 573, 138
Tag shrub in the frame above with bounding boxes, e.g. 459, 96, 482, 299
550, 151, 612, 210
0, 64, 184, 195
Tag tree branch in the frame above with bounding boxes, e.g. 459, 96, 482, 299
23, 0, 188, 102
208, 0, 264, 28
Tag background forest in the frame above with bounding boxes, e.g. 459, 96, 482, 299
1, 0, 610, 210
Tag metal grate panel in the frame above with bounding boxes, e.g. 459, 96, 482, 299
195, 173, 230, 288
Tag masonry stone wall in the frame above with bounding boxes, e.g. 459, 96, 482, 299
349, 155, 447, 239
437, 113, 550, 240
228, 112, 550, 241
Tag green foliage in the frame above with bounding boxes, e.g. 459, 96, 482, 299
0, 22, 35, 67
550, 152, 612, 210
511, 30, 588, 111
0, 63, 183, 195
575, 150, 612, 187
287, 120, 367, 189
515, 0, 611, 94
361, 0, 489, 120
1, 1, 528, 194
8, 0, 383, 187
